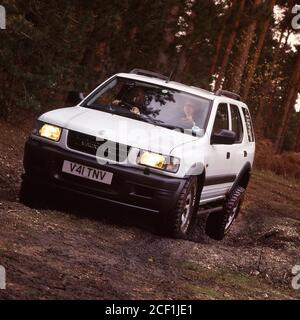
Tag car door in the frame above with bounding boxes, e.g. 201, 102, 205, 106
228, 104, 246, 176
202, 102, 236, 203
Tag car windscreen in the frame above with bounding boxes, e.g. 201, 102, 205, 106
82, 77, 212, 134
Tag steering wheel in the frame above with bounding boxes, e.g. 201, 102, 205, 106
119, 100, 133, 110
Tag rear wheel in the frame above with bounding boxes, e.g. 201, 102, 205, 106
205, 186, 245, 240
163, 176, 199, 239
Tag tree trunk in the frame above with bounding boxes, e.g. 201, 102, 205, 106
120, 1, 147, 71
293, 111, 300, 151
258, 29, 291, 137
275, 51, 300, 153
274, 87, 299, 153
120, 26, 139, 71
209, 0, 236, 77
241, 0, 275, 100
274, 29, 291, 67
209, 28, 225, 77
264, 29, 292, 105
214, 0, 246, 91
226, 0, 261, 94
175, 10, 196, 81
156, 5, 181, 73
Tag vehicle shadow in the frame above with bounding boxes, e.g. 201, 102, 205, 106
46, 191, 163, 237
39, 191, 208, 242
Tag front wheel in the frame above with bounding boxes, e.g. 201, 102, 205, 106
205, 186, 245, 241
163, 176, 199, 239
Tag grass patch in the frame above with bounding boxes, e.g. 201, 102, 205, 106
253, 170, 300, 188
182, 260, 299, 299
187, 284, 225, 299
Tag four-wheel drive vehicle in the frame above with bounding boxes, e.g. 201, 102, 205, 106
20, 69, 255, 240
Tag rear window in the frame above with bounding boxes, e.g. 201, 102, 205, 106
242, 108, 255, 142
230, 104, 244, 143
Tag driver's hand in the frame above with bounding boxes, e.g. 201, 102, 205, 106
112, 99, 121, 106
130, 107, 141, 115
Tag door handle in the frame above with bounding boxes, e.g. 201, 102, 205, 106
244, 150, 247, 157
226, 152, 230, 159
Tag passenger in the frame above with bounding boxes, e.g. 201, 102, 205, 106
181, 101, 196, 128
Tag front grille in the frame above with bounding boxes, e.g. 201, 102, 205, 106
67, 130, 131, 162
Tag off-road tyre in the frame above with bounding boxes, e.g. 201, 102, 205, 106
163, 176, 199, 239
205, 186, 245, 241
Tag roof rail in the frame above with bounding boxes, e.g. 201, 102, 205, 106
215, 89, 241, 101
130, 69, 168, 81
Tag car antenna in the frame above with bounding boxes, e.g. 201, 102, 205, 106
166, 67, 176, 83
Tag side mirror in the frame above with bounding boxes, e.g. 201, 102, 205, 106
211, 129, 236, 145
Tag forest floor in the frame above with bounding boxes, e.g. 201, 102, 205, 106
0, 118, 300, 299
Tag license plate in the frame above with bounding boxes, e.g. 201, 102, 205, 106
62, 160, 113, 185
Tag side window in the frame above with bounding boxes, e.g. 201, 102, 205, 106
230, 104, 244, 143
242, 107, 255, 142
212, 103, 229, 135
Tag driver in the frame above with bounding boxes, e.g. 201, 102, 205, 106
112, 87, 145, 115
129, 87, 145, 115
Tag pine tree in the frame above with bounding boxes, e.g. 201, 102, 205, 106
241, 0, 276, 100
156, 2, 183, 74
209, 0, 236, 78
214, 0, 245, 91
275, 50, 300, 153
225, 0, 262, 94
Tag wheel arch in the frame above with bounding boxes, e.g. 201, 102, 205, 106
230, 162, 252, 192
184, 162, 206, 194
183, 163, 206, 209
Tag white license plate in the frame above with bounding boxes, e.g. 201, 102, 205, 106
62, 160, 113, 185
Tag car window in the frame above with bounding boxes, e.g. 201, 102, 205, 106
230, 104, 244, 143
241, 107, 255, 142
212, 103, 229, 135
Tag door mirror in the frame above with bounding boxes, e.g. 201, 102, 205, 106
211, 129, 236, 145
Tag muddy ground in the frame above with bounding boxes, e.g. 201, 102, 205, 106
0, 118, 300, 299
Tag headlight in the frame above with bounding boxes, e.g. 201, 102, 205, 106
137, 150, 180, 173
37, 123, 62, 142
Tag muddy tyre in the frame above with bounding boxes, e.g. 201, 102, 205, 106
163, 176, 199, 239
19, 177, 47, 208
205, 186, 245, 241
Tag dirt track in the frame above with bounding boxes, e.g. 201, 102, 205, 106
0, 119, 300, 299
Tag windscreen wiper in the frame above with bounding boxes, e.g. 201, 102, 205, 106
139, 115, 184, 132
158, 123, 185, 132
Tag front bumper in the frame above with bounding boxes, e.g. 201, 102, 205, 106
22, 138, 187, 214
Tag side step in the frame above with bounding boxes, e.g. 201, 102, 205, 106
197, 206, 223, 216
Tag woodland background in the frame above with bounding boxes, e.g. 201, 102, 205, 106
0, 0, 300, 177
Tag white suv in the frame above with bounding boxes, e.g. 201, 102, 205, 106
20, 69, 255, 240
